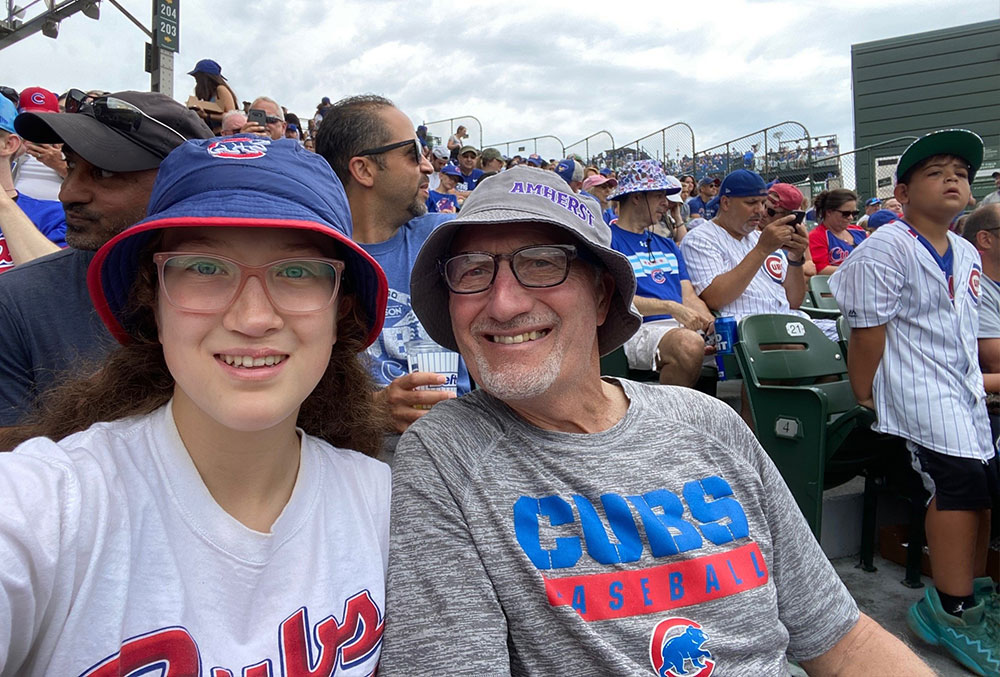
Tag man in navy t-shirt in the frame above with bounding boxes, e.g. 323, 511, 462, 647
608, 160, 714, 386
455, 145, 484, 194
686, 176, 719, 219
315, 94, 471, 442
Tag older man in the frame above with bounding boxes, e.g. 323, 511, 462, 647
379, 166, 932, 676
681, 169, 838, 341
243, 96, 286, 140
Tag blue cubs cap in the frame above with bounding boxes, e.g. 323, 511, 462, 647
0, 96, 15, 134
866, 209, 899, 230
719, 169, 768, 198
526, 154, 543, 167
441, 164, 462, 179
865, 197, 882, 207
599, 167, 612, 177
88, 136, 388, 349
555, 158, 575, 184
188, 59, 224, 78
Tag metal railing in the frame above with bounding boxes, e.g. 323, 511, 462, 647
423, 115, 483, 153
818, 137, 918, 199
564, 130, 615, 166
693, 121, 829, 200
611, 122, 696, 173
485, 135, 567, 162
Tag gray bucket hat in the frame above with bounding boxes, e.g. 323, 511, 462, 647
409, 165, 642, 356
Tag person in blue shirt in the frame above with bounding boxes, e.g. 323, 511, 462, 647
686, 176, 719, 219
455, 145, 484, 195
0, 96, 65, 272
315, 94, 471, 447
426, 165, 461, 214
608, 160, 714, 386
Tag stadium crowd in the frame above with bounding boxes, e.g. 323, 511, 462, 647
0, 67, 996, 676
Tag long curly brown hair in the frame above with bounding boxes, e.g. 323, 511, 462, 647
0, 238, 388, 456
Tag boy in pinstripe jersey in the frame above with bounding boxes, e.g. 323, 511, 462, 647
832, 130, 999, 676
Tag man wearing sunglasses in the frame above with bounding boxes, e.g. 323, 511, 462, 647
315, 94, 470, 442
379, 166, 932, 677
0, 91, 212, 428
242, 96, 287, 140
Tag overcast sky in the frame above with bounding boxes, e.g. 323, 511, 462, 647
6, 0, 997, 161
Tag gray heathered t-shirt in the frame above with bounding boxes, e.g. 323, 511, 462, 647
380, 378, 858, 676
980, 274, 1000, 339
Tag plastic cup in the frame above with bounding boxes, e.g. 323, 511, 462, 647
405, 339, 459, 405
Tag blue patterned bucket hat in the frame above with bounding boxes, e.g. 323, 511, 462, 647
608, 159, 678, 201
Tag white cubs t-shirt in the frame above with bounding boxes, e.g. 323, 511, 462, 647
0, 401, 391, 676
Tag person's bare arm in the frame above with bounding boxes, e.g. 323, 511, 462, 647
680, 280, 714, 328
0, 192, 61, 265
979, 337, 1000, 393
799, 612, 934, 676
699, 215, 796, 310
374, 371, 456, 433
846, 325, 886, 409
631, 295, 709, 331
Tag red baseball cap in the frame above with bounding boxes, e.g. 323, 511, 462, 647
768, 182, 804, 211
17, 86, 59, 114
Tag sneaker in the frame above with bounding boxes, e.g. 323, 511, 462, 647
976, 578, 1000, 647
907, 587, 1000, 677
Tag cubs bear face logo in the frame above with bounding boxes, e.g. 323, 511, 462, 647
649, 617, 715, 676
207, 136, 270, 159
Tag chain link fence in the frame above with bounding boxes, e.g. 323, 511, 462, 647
610, 123, 696, 173
564, 131, 615, 167
693, 121, 840, 202
819, 137, 918, 201
422, 116, 483, 153
485, 135, 566, 163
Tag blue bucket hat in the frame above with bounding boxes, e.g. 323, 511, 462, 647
88, 136, 388, 349
608, 159, 677, 201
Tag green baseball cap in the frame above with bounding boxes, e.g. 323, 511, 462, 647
895, 129, 984, 183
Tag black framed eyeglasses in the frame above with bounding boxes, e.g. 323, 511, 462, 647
835, 209, 860, 219
355, 138, 422, 164
65, 88, 186, 151
440, 244, 579, 294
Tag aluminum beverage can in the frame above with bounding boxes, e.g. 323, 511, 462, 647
714, 316, 738, 381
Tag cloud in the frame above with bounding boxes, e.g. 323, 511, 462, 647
5, 0, 996, 162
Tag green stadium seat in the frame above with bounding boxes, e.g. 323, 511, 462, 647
733, 314, 885, 537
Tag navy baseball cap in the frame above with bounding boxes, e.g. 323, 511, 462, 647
719, 169, 768, 198
555, 158, 575, 184
599, 167, 612, 177
865, 197, 882, 207
896, 129, 983, 183
526, 154, 543, 167
88, 136, 388, 348
866, 209, 899, 230
188, 59, 224, 78
441, 164, 462, 179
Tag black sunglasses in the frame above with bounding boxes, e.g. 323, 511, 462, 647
356, 138, 422, 164
835, 209, 860, 219
65, 89, 186, 154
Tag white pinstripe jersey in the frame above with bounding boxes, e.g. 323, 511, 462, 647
680, 219, 838, 340
830, 220, 993, 459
